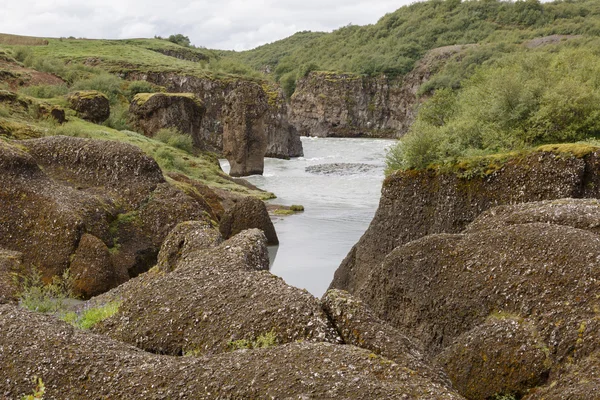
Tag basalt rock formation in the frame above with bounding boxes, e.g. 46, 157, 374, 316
123, 72, 303, 158
289, 45, 472, 138
331, 147, 600, 294
222, 82, 269, 176
0, 136, 212, 298
128, 92, 205, 146
67, 90, 110, 123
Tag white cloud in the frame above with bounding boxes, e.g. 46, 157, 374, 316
0, 0, 414, 50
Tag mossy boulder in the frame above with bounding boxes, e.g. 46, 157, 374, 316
129, 92, 205, 148
91, 227, 338, 356
67, 90, 110, 123
0, 304, 464, 399
222, 82, 269, 176
219, 196, 278, 245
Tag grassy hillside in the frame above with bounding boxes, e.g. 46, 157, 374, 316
224, 0, 600, 85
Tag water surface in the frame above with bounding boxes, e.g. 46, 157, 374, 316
221, 137, 395, 297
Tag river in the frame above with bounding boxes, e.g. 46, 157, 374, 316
221, 137, 396, 297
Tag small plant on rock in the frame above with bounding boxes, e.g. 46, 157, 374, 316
21, 376, 45, 400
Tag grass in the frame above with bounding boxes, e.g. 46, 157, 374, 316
61, 301, 121, 329
0, 33, 48, 46
21, 377, 45, 400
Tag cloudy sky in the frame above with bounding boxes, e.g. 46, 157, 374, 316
1, 0, 415, 51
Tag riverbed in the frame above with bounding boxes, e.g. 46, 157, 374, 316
221, 137, 396, 297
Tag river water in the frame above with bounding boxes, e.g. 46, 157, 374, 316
221, 137, 396, 297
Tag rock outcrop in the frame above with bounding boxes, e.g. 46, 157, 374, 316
0, 136, 212, 298
128, 92, 205, 147
123, 72, 303, 158
67, 90, 110, 123
344, 198, 600, 399
219, 196, 279, 245
331, 147, 600, 294
222, 82, 269, 176
289, 45, 472, 138
0, 304, 464, 399
91, 225, 337, 356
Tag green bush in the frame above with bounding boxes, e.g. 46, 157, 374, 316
386, 45, 600, 172
168, 34, 191, 47
154, 127, 195, 153
103, 102, 130, 131
280, 72, 297, 98
228, 329, 278, 351
125, 80, 159, 101
72, 73, 124, 104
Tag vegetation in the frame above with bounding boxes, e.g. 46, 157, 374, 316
225, 0, 600, 88
21, 377, 45, 400
61, 301, 121, 329
386, 40, 600, 172
154, 127, 195, 153
228, 329, 278, 350
16, 268, 75, 314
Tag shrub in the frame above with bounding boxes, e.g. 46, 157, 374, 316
103, 102, 130, 131
280, 72, 297, 98
125, 80, 159, 101
72, 73, 124, 104
154, 127, 195, 153
168, 34, 191, 47
16, 268, 75, 314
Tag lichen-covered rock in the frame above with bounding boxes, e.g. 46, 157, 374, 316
67, 90, 110, 123
321, 289, 450, 387
436, 317, 551, 400
128, 92, 205, 148
331, 148, 600, 295
0, 250, 22, 304
0, 304, 464, 399
91, 228, 337, 356
156, 220, 222, 272
219, 196, 278, 245
353, 198, 600, 399
124, 74, 303, 158
0, 137, 211, 295
22, 135, 165, 208
70, 234, 126, 299
222, 83, 269, 176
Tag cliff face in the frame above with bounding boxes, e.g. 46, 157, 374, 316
124, 72, 303, 158
289, 45, 472, 138
330, 147, 600, 293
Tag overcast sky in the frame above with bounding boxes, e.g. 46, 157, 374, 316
1, 0, 415, 51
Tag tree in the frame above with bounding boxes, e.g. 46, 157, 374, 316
168, 34, 191, 47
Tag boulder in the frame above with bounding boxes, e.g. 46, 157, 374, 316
0, 250, 22, 304
436, 317, 551, 400
219, 196, 278, 245
222, 82, 269, 176
0, 304, 464, 399
355, 199, 600, 398
91, 227, 338, 356
321, 289, 450, 387
67, 90, 110, 123
38, 103, 66, 123
128, 92, 205, 148
70, 234, 126, 299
